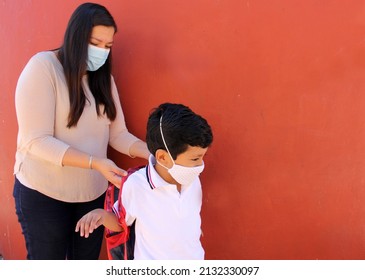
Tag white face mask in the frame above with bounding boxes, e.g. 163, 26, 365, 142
157, 115, 205, 186
86, 44, 110, 71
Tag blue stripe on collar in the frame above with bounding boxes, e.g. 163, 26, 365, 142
145, 164, 155, 190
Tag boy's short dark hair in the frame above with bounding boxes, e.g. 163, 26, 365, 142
146, 103, 213, 159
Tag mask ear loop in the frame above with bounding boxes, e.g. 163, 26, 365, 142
159, 114, 174, 163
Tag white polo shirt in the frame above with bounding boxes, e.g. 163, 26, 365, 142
119, 155, 204, 260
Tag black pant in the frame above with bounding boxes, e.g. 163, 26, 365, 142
13, 177, 105, 260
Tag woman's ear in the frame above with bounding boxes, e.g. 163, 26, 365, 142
156, 149, 173, 168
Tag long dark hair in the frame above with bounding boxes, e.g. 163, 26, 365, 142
58, 2, 117, 128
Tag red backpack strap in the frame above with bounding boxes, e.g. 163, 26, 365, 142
116, 165, 145, 221
104, 165, 146, 260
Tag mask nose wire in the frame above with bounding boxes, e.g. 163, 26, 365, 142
159, 114, 174, 163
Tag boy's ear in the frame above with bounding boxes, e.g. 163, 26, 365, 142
155, 149, 172, 167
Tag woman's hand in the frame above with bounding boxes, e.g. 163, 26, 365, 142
92, 157, 127, 188
128, 140, 151, 160
61, 147, 127, 188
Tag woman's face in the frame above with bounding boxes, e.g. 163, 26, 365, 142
89, 25, 115, 49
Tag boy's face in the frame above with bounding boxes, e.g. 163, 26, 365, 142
173, 145, 208, 168
154, 145, 208, 186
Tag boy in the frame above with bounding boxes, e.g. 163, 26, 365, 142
75, 103, 213, 259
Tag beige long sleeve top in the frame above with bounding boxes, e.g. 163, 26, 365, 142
14, 51, 140, 202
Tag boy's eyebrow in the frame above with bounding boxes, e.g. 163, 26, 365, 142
193, 153, 207, 158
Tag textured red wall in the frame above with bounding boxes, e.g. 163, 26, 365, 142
1, 0, 365, 260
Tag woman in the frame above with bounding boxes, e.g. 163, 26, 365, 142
13, 2, 150, 259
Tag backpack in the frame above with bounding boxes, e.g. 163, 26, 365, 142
104, 166, 145, 260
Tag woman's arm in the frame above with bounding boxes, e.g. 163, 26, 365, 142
15, 54, 71, 166
108, 77, 150, 160
62, 147, 127, 187
128, 140, 150, 160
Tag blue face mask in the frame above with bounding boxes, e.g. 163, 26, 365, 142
86, 44, 110, 71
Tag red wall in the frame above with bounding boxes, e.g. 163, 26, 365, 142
1, 0, 365, 260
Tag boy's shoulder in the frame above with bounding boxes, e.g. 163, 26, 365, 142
123, 166, 150, 191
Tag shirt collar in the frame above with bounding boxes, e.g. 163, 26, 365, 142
147, 155, 176, 190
